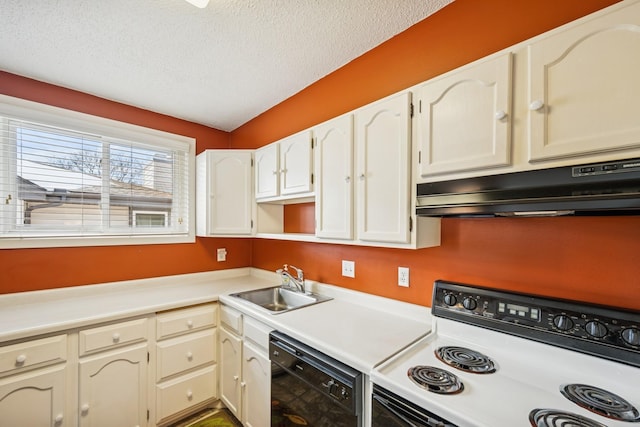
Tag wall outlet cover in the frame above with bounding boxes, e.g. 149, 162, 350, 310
342, 260, 355, 278
398, 267, 409, 287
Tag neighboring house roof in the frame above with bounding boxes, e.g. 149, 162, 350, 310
17, 159, 172, 206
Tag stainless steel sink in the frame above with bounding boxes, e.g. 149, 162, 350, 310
230, 287, 332, 314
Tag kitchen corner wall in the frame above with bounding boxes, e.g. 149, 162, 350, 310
231, 0, 640, 311
0, 72, 252, 294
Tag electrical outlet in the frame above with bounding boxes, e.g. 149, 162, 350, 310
342, 260, 355, 278
217, 248, 227, 262
398, 267, 409, 287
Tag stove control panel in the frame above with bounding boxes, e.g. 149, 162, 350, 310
432, 280, 640, 368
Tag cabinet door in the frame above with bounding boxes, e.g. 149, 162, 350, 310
208, 151, 253, 234
279, 130, 313, 196
0, 365, 67, 427
418, 53, 512, 178
241, 342, 270, 427
255, 143, 279, 200
314, 115, 354, 239
528, 2, 640, 162
79, 344, 148, 427
355, 92, 411, 243
219, 327, 242, 420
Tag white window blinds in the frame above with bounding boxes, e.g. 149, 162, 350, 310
0, 96, 195, 248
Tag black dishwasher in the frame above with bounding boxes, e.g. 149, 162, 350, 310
269, 331, 363, 427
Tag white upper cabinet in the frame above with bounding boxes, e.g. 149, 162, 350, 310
527, 1, 640, 162
254, 143, 279, 200
355, 92, 412, 244
255, 130, 313, 201
196, 150, 253, 236
314, 114, 354, 240
280, 130, 314, 196
417, 52, 513, 180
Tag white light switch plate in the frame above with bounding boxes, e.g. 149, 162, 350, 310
217, 248, 227, 262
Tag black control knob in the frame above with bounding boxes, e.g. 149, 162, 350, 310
621, 327, 640, 346
553, 314, 574, 331
462, 297, 477, 311
584, 320, 608, 338
443, 294, 457, 306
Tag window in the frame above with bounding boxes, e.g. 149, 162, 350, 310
0, 95, 195, 248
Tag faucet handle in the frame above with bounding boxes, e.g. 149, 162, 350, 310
289, 265, 304, 281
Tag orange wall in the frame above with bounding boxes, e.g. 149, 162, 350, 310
233, 0, 640, 311
0, 72, 252, 294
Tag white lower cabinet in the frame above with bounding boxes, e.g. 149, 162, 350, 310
219, 326, 242, 418
0, 364, 67, 427
219, 305, 272, 427
0, 333, 69, 427
241, 340, 270, 427
155, 303, 218, 426
79, 343, 148, 427
0, 302, 223, 427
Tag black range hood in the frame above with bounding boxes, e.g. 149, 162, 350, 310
416, 157, 640, 217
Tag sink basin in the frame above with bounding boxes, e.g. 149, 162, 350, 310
230, 287, 332, 314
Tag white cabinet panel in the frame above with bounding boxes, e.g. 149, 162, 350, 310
254, 143, 279, 200
528, 1, 640, 162
355, 92, 412, 243
241, 341, 270, 427
314, 114, 354, 239
156, 303, 217, 340
0, 365, 67, 427
155, 303, 218, 425
219, 327, 242, 419
279, 130, 313, 196
79, 343, 148, 427
255, 130, 313, 202
418, 53, 512, 178
156, 329, 216, 382
196, 150, 253, 236
155, 365, 216, 421
0, 334, 67, 376
79, 318, 147, 356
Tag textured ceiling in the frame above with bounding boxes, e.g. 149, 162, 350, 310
0, 0, 453, 131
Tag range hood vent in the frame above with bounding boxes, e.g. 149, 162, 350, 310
416, 158, 640, 217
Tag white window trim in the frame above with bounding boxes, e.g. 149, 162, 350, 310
0, 94, 196, 249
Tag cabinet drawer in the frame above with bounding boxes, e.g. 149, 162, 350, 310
220, 305, 242, 335
156, 365, 217, 421
156, 303, 217, 340
79, 317, 148, 356
243, 316, 273, 351
0, 334, 67, 376
156, 329, 216, 382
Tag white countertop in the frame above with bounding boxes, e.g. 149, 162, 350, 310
0, 267, 431, 372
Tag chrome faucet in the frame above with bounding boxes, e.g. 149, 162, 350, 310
277, 264, 305, 293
